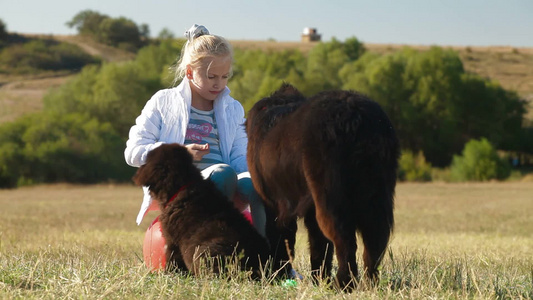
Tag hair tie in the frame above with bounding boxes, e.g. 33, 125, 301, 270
184, 24, 210, 43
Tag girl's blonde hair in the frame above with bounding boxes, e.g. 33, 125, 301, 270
172, 34, 233, 86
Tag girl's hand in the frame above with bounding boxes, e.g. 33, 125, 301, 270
185, 143, 210, 161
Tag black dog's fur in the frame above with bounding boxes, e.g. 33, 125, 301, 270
246, 84, 400, 289
133, 143, 270, 279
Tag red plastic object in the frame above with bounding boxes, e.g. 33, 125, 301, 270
242, 209, 253, 225
143, 216, 167, 271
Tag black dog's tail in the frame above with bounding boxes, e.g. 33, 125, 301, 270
305, 90, 400, 229
307, 90, 399, 164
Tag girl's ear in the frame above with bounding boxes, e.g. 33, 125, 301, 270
186, 65, 193, 79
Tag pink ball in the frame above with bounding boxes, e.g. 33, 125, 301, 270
143, 216, 167, 271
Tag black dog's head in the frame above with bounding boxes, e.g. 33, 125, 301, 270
245, 83, 307, 137
133, 143, 203, 206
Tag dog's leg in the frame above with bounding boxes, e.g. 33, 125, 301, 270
159, 214, 188, 273
166, 244, 188, 273
164, 245, 189, 275
310, 186, 358, 291
361, 223, 390, 283
316, 207, 357, 291
360, 191, 393, 283
264, 205, 297, 279
304, 207, 334, 284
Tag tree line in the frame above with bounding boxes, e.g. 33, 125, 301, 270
65, 10, 150, 51
0, 14, 531, 187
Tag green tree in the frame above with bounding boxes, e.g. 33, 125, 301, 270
398, 150, 432, 182
66, 10, 145, 50
158, 28, 175, 40
230, 49, 306, 105
343, 37, 366, 61
402, 47, 465, 165
229, 68, 264, 107
456, 74, 526, 150
134, 39, 184, 86
139, 23, 150, 39
89, 62, 156, 134
340, 50, 416, 149
305, 38, 349, 92
302, 37, 365, 95
0, 116, 30, 187
43, 65, 100, 114
98, 17, 141, 50
339, 46, 528, 167
0, 19, 8, 43
450, 138, 511, 181
66, 10, 108, 36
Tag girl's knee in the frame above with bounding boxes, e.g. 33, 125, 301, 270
210, 165, 237, 183
207, 164, 237, 199
237, 176, 254, 196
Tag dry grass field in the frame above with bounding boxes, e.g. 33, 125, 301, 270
1, 182, 531, 299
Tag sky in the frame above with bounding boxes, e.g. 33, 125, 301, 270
1, 0, 532, 47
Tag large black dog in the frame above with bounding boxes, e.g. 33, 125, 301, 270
133, 143, 270, 279
245, 84, 400, 289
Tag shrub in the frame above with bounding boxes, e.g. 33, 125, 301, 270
0, 115, 34, 187
398, 150, 432, 182
430, 167, 452, 182
0, 141, 24, 188
0, 39, 99, 73
450, 138, 511, 181
0, 112, 132, 188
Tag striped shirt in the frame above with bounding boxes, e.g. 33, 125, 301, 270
184, 107, 224, 170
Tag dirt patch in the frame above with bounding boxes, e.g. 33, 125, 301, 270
28, 34, 136, 62
0, 74, 74, 123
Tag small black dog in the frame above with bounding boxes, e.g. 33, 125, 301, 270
133, 143, 270, 279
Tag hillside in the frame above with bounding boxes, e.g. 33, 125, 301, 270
1, 36, 532, 123
0, 34, 135, 123
364, 43, 533, 103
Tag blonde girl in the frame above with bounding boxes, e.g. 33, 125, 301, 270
125, 24, 266, 237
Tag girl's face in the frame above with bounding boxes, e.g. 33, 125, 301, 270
188, 55, 231, 107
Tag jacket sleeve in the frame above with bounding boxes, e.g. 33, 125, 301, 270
229, 102, 249, 173
124, 92, 166, 167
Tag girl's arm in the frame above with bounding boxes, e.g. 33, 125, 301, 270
124, 97, 165, 167
229, 103, 249, 173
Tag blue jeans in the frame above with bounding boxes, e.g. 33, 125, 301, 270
201, 164, 266, 237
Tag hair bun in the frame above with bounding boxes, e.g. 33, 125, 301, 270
184, 24, 210, 42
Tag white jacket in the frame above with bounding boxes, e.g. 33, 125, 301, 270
124, 78, 249, 224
